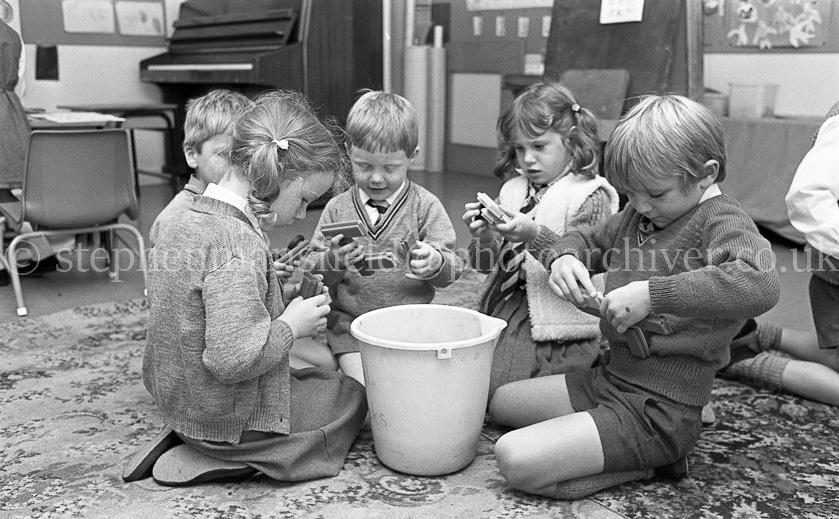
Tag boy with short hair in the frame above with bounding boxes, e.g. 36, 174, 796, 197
488, 94, 781, 499
305, 91, 466, 385
149, 89, 252, 246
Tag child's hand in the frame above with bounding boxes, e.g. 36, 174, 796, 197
285, 279, 301, 299
548, 255, 597, 306
328, 234, 365, 270
462, 202, 494, 244
406, 242, 443, 279
600, 281, 653, 333
494, 206, 540, 244
272, 258, 297, 281
280, 293, 331, 339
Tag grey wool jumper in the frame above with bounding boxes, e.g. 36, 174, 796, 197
306, 182, 466, 353
144, 196, 295, 443
540, 194, 781, 406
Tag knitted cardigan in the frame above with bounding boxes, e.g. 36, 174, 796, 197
540, 194, 781, 406
144, 196, 294, 443
473, 172, 619, 341
307, 182, 465, 316
148, 175, 206, 247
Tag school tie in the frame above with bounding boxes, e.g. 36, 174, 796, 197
497, 186, 543, 301
366, 198, 390, 225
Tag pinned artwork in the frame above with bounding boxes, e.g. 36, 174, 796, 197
715, 0, 830, 49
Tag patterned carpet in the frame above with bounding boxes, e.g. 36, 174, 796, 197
2, 270, 839, 518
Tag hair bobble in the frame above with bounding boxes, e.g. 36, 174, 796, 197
272, 139, 289, 150
571, 103, 581, 117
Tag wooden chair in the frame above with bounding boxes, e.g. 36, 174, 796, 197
0, 129, 148, 316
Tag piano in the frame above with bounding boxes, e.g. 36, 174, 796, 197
141, 0, 382, 180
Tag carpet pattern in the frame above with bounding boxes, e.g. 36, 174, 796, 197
2, 270, 839, 518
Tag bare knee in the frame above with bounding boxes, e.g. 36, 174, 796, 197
488, 384, 516, 426
494, 433, 542, 492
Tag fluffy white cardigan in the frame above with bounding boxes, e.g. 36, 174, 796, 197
498, 172, 619, 341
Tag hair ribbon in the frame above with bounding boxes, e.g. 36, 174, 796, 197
272, 139, 289, 150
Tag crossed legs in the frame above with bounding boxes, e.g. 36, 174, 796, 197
489, 375, 606, 497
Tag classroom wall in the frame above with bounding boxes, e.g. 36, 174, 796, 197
705, 54, 839, 118
13, 0, 183, 111
11, 0, 839, 117
9, 0, 184, 184
6, 0, 838, 181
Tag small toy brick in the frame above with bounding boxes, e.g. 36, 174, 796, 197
298, 271, 323, 299
475, 192, 511, 225
573, 289, 671, 358
399, 229, 419, 261
274, 238, 311, 264
321, 221, 366, 246
356, 251, 397, 277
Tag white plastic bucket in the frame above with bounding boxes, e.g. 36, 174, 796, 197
351, 304, 506, 476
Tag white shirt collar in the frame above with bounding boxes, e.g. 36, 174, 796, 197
699, 183, 722, 203
203, 183, 260, 230
359, 180, 406, 206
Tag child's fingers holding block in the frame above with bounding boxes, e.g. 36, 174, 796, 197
408, 243, 442, 279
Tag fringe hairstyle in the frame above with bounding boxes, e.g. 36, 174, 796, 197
605, 94, 727, 195
494, 82, 601, 182
345, 89, 419, 156
183, 89, 253, 153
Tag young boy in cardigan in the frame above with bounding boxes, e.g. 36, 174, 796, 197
305, 91, 466, 385
488, 94, 781, 499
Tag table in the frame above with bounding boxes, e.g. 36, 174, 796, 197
28, 111, 124, 129
721, 116, 823, 245
57, 103, 179, 195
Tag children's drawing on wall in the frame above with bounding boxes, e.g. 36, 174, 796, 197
705, 0, 830, 49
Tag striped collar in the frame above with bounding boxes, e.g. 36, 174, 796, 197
352, 182, 412, 238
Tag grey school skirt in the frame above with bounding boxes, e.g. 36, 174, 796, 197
180, 367, 367, 481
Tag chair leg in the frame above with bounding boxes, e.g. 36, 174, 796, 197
112, 224, 148, 298
6, 238, 28, 317
104, 229, 117, 280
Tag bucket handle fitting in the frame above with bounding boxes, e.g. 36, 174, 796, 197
437, 347, 452, 359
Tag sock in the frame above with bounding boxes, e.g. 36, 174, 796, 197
552, 469, 653, 500
757, 322, 783, 351
725, 351, 791, 388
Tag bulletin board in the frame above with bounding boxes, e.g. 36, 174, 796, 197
20, 0, 166, 46
704, 0, 839, 53
544, 0, 703, 103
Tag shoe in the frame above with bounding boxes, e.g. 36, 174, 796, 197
122, 426, 180, 482
701, 403, 716, 427
655, 456, 689, 481
152, 444, 257, 487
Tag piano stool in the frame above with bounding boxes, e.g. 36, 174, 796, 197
57, 103, 180, 197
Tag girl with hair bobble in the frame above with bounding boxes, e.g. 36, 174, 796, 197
138, 90, 367, 487
462, 82, 620, 400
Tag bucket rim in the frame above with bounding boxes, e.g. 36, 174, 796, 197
350, 304, 507, 351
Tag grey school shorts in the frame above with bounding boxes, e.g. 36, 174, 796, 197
565, 364, 703, 473
810, 274, 839, 350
